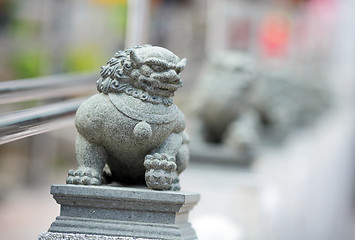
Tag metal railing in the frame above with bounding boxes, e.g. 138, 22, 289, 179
0, 0, 149, 145
0, 72, 97, 144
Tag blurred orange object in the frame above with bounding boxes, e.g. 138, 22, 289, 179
92, 0, 126, 5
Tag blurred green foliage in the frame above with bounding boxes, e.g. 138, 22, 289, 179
109, 2, 127, 36
10, 49, 49, 79
63, 45, 105, 73
3, 0, 128, 80
7, 18, 46, 79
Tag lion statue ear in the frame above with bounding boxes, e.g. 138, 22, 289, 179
130, 50, 142, 66
177, 58, 187, 72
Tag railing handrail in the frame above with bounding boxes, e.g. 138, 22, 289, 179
0, 97, 87, 145
0, 72, 97, 104
0, 72, 100, 144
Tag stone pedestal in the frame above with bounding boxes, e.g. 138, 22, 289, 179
39, 185, 200, 240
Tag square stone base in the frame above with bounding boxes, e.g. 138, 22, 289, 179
41, 185, 199, 240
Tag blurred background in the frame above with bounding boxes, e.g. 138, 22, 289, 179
0, 0, 354, 239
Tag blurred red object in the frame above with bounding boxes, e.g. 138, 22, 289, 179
259, 12, 290, 57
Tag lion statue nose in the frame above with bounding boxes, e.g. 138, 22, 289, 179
162, 69, 179, 84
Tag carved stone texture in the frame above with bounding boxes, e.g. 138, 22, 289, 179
66, 45, 189, 191
39, 185, 199, 240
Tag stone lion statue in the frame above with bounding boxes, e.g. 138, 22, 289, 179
191, 52, 259, 162
66, 45, 189, 191
191, 51, 329, 163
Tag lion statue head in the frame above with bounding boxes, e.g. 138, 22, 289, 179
96, 45, 187, 106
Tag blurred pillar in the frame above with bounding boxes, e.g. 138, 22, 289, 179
125, 0, 150, 48
27, 134, 57, 185
205, 0, 227, 57
42, 0, 73, 74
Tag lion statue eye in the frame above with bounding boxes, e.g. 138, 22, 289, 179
151, 65, 164, 72
124, 63, 132, 69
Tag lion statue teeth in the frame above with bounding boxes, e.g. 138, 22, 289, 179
66, 45, 189, 191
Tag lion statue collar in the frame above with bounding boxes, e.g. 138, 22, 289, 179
108, 92, 180, 124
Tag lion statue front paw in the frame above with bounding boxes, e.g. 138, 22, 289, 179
144, 153, 177, 190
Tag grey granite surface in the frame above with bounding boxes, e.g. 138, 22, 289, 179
41, 184, 199, 240
67, 45, 189, 191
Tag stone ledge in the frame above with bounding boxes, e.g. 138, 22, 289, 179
42, 185, 199, 240
51, 184, 199, 213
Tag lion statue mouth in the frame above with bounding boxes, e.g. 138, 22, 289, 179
96, 45, 186, 105
137, 71, 183, 98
